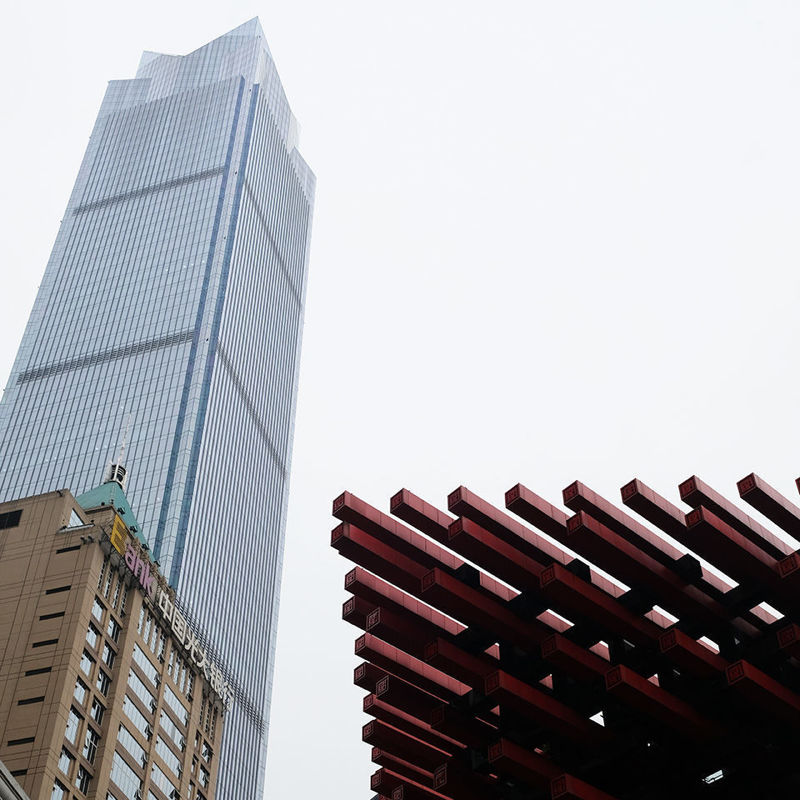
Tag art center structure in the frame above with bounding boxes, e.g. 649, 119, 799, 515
332, 473, 800, 799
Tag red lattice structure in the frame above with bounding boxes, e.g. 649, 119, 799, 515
331, 474, 800, 799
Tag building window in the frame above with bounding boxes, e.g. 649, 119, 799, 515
123, 695, 150, 738
102, 570, 113, 599
132, 645, 159, 685
65, 708, 82, 745
109, 751, 142, 798
151, 763, 177, 797
82, 727, 100, 764
156, 735, 182, 777
90, 698, 105, 725
118, 724, 145, 765
96, 670, 111, 696
73, 679, 88, 706
66, 509, 84, 528
80, 650, 94, 678
50, 779, 68, 800
199, 765, 210, 788
102, 642, 116, 669
86, 623, 100, 649
160, 711, 183, 750
119, 585, 129, 616
92, 598, 105, 623
75, 765, 91, 794
107, 617, 122, 643
58, 748, 74, 777
163, 686, 188, 726
202, 741, 212, 762
0, 509, 22, 529
128, 669, 155, 709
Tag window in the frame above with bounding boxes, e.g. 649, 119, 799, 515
128, 669, 155, 709
109, 751, 142, 798
0, 509, 22, 529
160, 711, 183, 750
83, 727, 100, 764
86, 623, 100, 649
163, 686, 188, 726
74, 679, 88, 706
91, 598, 105, 623
80, 651, 94, 678
151, 763, 177, 797
107, 617, 122, 643
123, 696, 150, 737
201, 741, 212, 762
96, 670, 111, 696
156, 735, 182, 777
65, 708, 82, 744
199, 764, 210, 787
90, 698, 105, 725
132, 645, 159, 685
118, 724, 145, 765
102, 642, 116, 669
58, 748, 74, 777
66, 509, 84, 528
75, 765, 91, 793
50, 779, 68, 800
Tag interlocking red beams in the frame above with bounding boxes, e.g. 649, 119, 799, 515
679, 475, 794, 559
604, 664, 722, 741
372, 750, 434, 790
540, 633, 610, 682
564, 511, 730, 634
487, 737, 560, 788
363, 719, 451, 772
658, 629, 726, 678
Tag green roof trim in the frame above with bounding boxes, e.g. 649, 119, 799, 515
76, 482, 147, 546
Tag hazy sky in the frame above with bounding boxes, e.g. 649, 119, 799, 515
2, 2, 800, 798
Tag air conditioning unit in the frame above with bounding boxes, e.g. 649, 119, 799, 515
144, 724, 153, 740
150, 699, 157, 712
179, 737, 186, 751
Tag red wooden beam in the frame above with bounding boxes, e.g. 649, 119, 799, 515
355, 662, 390, 692
450, 485, 569, 566
391, 489, 454, 545
372, 748, 434, 788
363, 719, 450, 772
485, 670, 610, 746
356, 633, 469, 701
376, 674, 444, 722
487, 737, 560, 788
776, 623, 800, 659
505, 483, 572, 543
563, 480, 684, 567
367, 605, 455, 660
424, 636, 498, 689
737, 473, 800, 542
679, 476, 792, 560
604, 664, 721, 740
658, 629, 726, 678
725, 660, 800, 722
540, 633, 609, 682
538, 562, 662, 647
420, 567, 551, 646
429, 703, 499, 749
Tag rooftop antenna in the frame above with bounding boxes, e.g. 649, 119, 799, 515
104, 412, 132, 490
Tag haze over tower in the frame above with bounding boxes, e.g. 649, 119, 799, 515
0, 19, 314, 798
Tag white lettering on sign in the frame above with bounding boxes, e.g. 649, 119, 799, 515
156, 588, 234, 709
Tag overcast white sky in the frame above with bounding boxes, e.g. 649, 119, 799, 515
2, 2, 800, 798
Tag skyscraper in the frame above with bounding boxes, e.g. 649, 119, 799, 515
0, 19, 314, 799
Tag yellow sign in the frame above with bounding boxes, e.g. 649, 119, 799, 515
111, 514, 129, 555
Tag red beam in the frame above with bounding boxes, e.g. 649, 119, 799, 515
658, 629, 726, 678
737, 473, 800, 543
372, 749, 434, 788
505, 483, 572, 543
376, 674, 443, 722
679, 475, 792, 560
356, 633, 469, 701
391, 489, 454, 545
563, 480, 684, 567
538, 562, 662, 647
487, 737, 560, 788
725, 660, 800, 722
355, 662, 389, 692
605, 664, 721, 740
429, 703, 498, 749
420, 567, 551, 646
540, 633, 609, 682
424, 636, 498, 689
363, 719, 451, 772
776, 623, 800, 659
367, 605, 455, 660
448, 515, 544, 589
334, 491, 464, 571
450, 485, 569, 566
485, 670, 609, 746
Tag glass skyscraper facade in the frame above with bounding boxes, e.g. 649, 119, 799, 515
0, 19, 314, 799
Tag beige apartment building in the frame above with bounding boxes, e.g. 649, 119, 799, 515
0, 484, 230, 800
